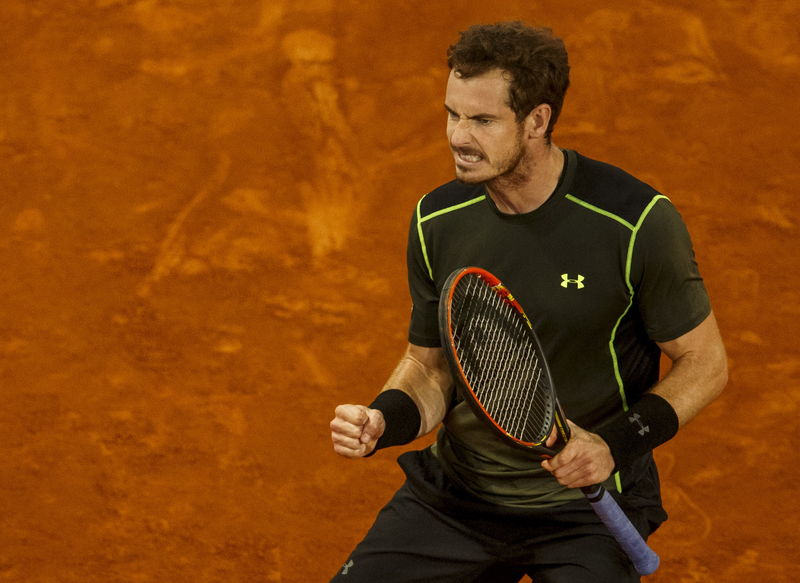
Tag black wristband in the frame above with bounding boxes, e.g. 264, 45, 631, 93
366, 389, 421, 455
595, 393, 679, 471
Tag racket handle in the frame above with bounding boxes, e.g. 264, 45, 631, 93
581, 485, 660, 575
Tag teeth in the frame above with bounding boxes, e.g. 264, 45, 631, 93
459, 153, 482, 163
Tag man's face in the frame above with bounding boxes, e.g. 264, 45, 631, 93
444, 68, 526, 185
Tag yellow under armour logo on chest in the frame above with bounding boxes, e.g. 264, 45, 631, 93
561, 274, 585, 289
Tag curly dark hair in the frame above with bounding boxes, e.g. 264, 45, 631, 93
447, 22, 570, 140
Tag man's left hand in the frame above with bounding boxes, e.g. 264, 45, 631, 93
541, 420, 615, 488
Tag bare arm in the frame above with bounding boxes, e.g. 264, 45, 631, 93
652, 311, 728, 426
330, 344, 453, 458
381, 344, 454, 436
543, 312, 728, 487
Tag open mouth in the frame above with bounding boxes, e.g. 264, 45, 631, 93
454, 149, 484, 166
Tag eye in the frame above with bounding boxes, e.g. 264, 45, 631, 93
477, 118, 493, 126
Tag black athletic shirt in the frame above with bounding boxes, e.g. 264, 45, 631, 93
405, 149, 711, 507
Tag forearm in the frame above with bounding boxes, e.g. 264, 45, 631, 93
379, 344, 454, 437
596, 312, 727, 470
650, 334, 728, 427
330, 344, 452, 458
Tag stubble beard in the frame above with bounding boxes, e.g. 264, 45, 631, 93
454, 129, 528, 188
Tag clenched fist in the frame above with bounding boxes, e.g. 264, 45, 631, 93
330, 404, 386, 458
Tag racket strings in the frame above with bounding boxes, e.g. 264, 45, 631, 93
450, 274, 554, 443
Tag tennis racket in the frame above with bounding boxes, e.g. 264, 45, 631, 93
438, 266, 660, 576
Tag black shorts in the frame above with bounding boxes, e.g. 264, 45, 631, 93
330, 448, 666, 583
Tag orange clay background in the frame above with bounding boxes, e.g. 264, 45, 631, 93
1, 1, 799, 582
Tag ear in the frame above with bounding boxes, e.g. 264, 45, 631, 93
524, 103, 552, 140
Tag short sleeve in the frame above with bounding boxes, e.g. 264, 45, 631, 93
632, 199, 711, 342
406, 204, 441, 347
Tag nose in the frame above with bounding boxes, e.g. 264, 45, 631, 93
448, 117, 472, 148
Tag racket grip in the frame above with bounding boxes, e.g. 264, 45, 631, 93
582, 485, 660, 575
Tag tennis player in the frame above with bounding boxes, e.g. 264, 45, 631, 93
329, 21, 727, 582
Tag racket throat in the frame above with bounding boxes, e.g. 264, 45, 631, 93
541, 417, 570, 456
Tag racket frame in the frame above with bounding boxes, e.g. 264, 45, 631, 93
439, 266, 569, 456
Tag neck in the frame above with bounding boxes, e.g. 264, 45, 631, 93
487, 143, 564, 214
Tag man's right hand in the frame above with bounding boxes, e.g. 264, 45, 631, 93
330, 404, 386, 458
